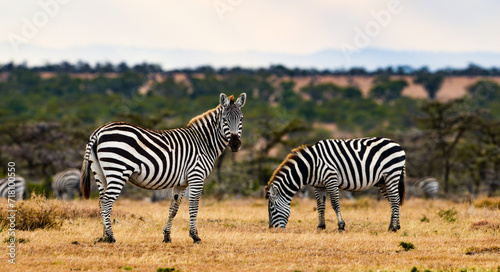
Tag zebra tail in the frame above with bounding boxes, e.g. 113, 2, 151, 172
399, 165, 406, 206
81, 136, 97, 200
81, 158, 91, 199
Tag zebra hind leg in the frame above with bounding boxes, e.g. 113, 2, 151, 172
314, 187, 327, 229
326, 184, 345, 232
162, 187, 187, 243
97, 177, 127, 243
383, 174, 402, 232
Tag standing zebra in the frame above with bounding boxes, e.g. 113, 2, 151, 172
81, 93, 246, 243
0, 176, 26, 200
265, 137, 406, 232
406, 177, 439, 199
52, 169, 82, 200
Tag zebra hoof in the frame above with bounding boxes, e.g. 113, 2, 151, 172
190, 231, 201, 243
388, 224, 400, 232
317, 224, 326, 230
97, 235, 116, 243
162, 235, 171, 243
338, 222, 346, 232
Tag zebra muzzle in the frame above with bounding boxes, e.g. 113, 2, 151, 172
229, 134, 241, 152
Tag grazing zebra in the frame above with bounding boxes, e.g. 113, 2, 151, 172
52, 169, 82, 200
81, 93, 246, 243
406, 177, 439, 199
265, 137, 406, 232
0, 176, 26, 200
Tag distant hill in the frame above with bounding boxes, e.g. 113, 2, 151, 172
2, 42, 500, 71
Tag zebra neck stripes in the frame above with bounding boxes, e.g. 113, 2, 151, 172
185, 105, 228, 160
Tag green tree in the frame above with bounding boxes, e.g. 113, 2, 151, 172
414, 71, 444, 99
369, 76, 408, 103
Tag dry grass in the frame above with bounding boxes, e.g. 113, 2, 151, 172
0, 197, 499, 271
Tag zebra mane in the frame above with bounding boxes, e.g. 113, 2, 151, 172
266, 144, 310, 187
186, 95, 235, 128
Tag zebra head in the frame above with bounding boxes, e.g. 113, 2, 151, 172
265, 184, 290, 228
220, 93, 246, 152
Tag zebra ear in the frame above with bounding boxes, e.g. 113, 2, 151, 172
220, 93, 230, 107
235, 93, 246, 108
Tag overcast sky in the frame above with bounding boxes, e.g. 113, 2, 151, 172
2, 1, 500, 68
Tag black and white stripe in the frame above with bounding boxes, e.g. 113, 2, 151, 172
81, 93, 246, 243
406, 177, 439, 199
52, 169, 82, 200
266, 137, 406, 232
0, 176, 26, 201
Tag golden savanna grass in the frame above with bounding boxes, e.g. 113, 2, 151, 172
1, 197, 499, 272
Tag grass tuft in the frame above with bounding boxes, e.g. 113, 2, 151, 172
437, 207, 458, 222
465, 246, 500, 255
156, 268, 179, 272
474, 197, 500, 210
420, 214, 430, 223
399, 241, 416, 251
123, 266, 133, 270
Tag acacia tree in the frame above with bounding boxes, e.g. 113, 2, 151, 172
417, 99, 476, 193
415, 70, 444, 99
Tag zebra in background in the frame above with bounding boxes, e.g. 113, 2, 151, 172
406, 177, 439, 199
151, 188, 189, 202
0, 176, 26, 200
52, 169, 82, 200
81, 93, 246, 243
266, 137, 406, 232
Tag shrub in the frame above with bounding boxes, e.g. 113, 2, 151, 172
399, 241, 415, 251
0, 193, 128, 231
157, 268, 179, 272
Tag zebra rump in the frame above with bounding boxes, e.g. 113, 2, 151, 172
0, 176, 26, 200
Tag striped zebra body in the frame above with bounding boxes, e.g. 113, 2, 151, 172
0, 176, 26, 201
52, 169, 82, 200
406, 177, 439, 199
81, 93, 246, 243
266, 137, 406, 232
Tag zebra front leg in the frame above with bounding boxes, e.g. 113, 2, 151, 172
162, 187, 186, 243
326, 184, 345, 232
314, 187, 327, 229
188, 182, 203, 243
